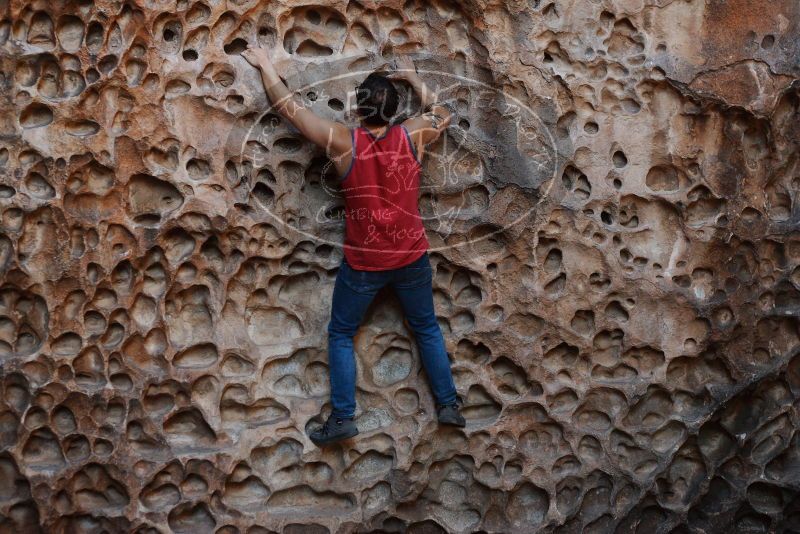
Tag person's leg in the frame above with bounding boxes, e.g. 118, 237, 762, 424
327, 260, 384, 419
390, 253, 459, 407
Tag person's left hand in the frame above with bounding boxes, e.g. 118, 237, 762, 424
242, 45, 272, 69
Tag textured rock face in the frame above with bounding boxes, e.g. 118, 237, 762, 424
0, 0, 799, 532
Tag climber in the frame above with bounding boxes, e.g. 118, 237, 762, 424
242, 45, 465, 446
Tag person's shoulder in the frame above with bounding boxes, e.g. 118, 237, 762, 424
399, 116, 416, 128
400, 114, 432, 135
396, 120, 416, 137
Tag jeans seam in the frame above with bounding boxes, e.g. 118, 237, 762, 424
400, 281, 430, 291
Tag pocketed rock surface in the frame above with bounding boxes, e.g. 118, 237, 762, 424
1, 0, 799, 532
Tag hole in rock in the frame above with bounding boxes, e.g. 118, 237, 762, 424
224, 38, 248, 55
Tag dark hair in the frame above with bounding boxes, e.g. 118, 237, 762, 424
355, 73, 399, 126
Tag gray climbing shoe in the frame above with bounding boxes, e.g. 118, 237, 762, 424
309, 414, 359, 446
436, 402, 466, 427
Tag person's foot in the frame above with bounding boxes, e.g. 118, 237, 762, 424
436, 401, 466, 427
309, 414, 359, 446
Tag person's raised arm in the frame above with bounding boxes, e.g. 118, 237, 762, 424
390, 56, 453, 160
242, 45, 352, 169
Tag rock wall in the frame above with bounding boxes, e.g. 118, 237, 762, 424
1, 0, 799, 532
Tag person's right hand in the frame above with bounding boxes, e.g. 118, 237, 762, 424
242, 45, 273, 70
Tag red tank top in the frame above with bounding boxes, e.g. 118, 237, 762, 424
339, 123, 429, 270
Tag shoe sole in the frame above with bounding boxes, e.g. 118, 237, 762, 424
438, 419, 466, 427
310, 428, 359, 446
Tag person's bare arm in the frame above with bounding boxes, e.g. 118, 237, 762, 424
390, 57, 453, 160
242, 45, 353, 174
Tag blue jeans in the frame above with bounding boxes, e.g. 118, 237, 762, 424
327, 252, 458, 418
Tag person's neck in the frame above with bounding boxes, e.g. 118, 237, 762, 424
363, 123, 390, 137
